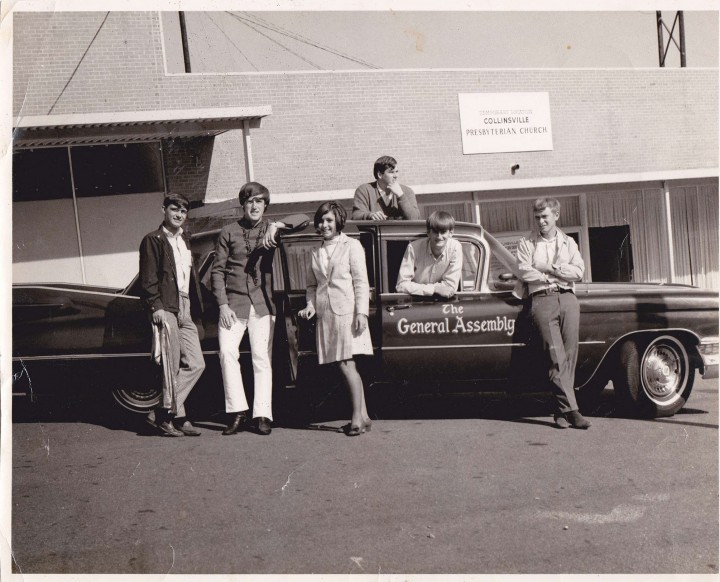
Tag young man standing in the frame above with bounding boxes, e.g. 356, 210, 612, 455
516, 197, 591, 430
211, 182, 308, 436
139, 192, 205, 437
352, 155, 421, 221
396, 211, 463, 298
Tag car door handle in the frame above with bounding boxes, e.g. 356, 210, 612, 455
386, 305, 411, 313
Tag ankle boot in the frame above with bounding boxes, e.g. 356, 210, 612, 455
222, 412, 247, 435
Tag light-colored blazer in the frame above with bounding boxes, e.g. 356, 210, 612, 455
306, 233, 370, 318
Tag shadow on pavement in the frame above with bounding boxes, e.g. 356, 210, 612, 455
12, 382, 714, 433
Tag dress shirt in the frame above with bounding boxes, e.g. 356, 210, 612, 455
515, 228, 585, 297
163, 226, 192, 294
377, 185, 395, 207
396, 237, 463, 296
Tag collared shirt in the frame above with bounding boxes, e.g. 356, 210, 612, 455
396, 237, 463, 296
516, 228, 585, 297
377, 184, 394, 207
163, 226, 192, 295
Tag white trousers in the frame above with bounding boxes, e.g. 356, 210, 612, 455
218, 305, 275, 420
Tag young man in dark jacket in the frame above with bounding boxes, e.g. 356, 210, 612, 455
139, 192, 205, 437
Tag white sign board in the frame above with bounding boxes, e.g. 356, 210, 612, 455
458, 92, 553, 154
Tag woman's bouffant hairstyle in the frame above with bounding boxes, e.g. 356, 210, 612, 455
238, 182, 270, 207
426, 210, 455, 233
313, 201, 347, 233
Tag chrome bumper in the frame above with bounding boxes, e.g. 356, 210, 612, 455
699, 337, 719, 379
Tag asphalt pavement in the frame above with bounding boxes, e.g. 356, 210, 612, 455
10, 377, 719, 575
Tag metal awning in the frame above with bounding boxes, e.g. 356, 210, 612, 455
13, 106, 272, 148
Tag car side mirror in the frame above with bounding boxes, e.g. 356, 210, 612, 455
499, 273, 517, 282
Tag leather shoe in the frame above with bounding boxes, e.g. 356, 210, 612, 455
566, 410, 592, 429
175, 420, 201, 436
222, 412, 248, 435
554, 414, 570, 429
256, 417, 272, 435
157, 420, 184, 437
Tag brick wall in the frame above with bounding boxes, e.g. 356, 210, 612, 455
14, 11, 718, 202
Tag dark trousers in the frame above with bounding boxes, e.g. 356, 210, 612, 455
530, 291, 580, 413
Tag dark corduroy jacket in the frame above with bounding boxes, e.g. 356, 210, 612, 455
139, 225, 203, 319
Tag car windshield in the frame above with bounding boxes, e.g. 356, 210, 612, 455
485, 230, 522, 292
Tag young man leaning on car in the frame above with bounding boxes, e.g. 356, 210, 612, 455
396, 210, 463, 298
515, 197, 591, 430
139, 192, 205, 437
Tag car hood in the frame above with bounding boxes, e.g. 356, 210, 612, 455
576, 282, 719, 313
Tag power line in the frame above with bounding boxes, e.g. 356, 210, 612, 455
236, 12, 380, 69
228, 12, 380, 70
206, 12, 259, 71
48, 12, 110, 114
226, 12, 322, 70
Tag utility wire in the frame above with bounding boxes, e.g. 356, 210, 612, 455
228, 12, 380, 70
206, 12, 259, 71
234, 11, 380, 69
227, 12, 322, 70
48, 12, 110, 114
241, 12, 380, 69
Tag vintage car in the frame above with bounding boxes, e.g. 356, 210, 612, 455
12, 220, 719, 419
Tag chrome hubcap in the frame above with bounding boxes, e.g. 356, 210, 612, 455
641, 338, 687, 405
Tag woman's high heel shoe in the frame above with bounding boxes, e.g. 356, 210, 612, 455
345, 424, 362, 437
362, 420, 372, 433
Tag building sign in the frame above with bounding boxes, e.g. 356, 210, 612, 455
458, 92, 553, 154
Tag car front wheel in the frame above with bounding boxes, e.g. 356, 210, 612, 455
614, 335, 695, 418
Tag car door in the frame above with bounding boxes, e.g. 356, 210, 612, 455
379, 234, 532, 385
279, 229, 378, 386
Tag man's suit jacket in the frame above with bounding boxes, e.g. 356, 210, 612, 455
306, 233, 370, 318
139, 225, 203, 318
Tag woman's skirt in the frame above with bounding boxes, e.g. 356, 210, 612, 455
316, 311, 373, 365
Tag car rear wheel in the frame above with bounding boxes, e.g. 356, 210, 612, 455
614, 335, 694, 418
112, 385, 161, 414
110, 362, 162, 413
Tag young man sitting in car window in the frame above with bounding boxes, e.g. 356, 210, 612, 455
395, 211, 463, 298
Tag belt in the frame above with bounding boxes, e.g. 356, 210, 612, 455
531, 286, 573, 297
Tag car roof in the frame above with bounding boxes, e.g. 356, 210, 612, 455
190, 220, 486, 250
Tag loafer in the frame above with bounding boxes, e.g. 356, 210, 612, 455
256, 417, 272, 435
175, 420, 201, 436
157, 420, 184, 437
222, 412, 248, 436
566, 410, 592, 430
554, 414, 570, 429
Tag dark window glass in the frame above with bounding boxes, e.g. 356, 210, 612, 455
71, 143, 164, 197
13, 148, 72, 201
589, 225, 633, 282
385, 240, 410, 293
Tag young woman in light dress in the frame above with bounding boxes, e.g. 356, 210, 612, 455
299, 202, 373, 436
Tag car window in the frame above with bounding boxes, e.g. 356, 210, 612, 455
281, 239, 322, 292
198, 251, 215, 293
384, 236, 483, 293
485, 233, 521, 292
280, 233, 375, 293
460, 241, 481, 291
